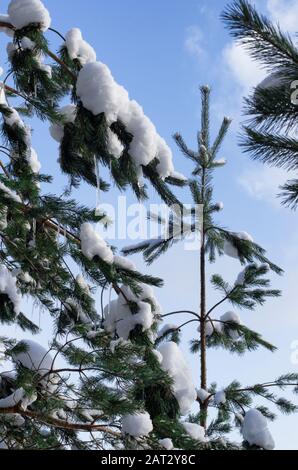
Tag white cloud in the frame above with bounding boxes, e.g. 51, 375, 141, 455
238, 165, 292, 208
185, 26, 204, 59
223, 42, 266, 94
267, 0, 298, 34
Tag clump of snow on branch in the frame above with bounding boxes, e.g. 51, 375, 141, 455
121, 283, 161, 313
0, 182, 21, 203
7, 0, 51, 31
224, 231, 254, 259
65, 298, 92, 326
0, 387, 36, 411
76, 61, 179, 179
0, 86, 41, 174
12, 340, 58, 392
159, 438, 174, 450
110, 338, 131, 354
152, 349, 163, 364
214, 390, 226, 405
235, 267, 246, 286
104, 295, 154, 341
80, 223, 114, 264
0, 265, 21, 315
27, 148, 41, 173
122, 412, 153, 438
182, 422, 207, 442
202, 311, 242, 340
113, 255, 136, 271
19, 38, 52, 77
49, 105, 77, 143
213, 159, 226, 167
215, 201, 224, 211
103, 282, 160, 340
220, 311, 241, 340
158, 342, 196, 415
242, 409, 275, 450
12, 269, 36, 287
76, 274, 91, 294
79, 408, 103, 422
65, 28, 96, 66
0, 209, 7, 230
157, 323, 178, 338
107, 128, 124, 159
197, 388, 210, 403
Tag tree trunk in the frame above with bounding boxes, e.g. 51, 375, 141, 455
199, 164, 207, 428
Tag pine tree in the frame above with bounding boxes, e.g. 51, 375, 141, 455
0, 0, 204, 451
123, 85, 298, 450
221, 0, 298, 209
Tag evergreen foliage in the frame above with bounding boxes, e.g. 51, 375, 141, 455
222, 0, 298, 208
123, 85, 298, 449
0, 1, 196, 451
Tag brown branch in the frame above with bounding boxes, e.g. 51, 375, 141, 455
3, 84, 29, 102
205, 286, 237, 320
0, 22, 14, 31
0, 160, 9, 178
0, 405, 120, 436
46, 50, 75, 80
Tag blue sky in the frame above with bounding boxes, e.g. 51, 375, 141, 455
1, 0, 298, 449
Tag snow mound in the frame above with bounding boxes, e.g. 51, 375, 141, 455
104, 296, 154, 341
122, 412, 153, 438
8, 0, 51, 31
197, 388, 210, 402
220, 311, 241, 340
183, 422, 206, 442
0, 87, 41, 174
242, 409, 275, 450
120, 283, 162, 316
49, 105, 77, 143
28, 148, 41, 173
80, 223, 114, 264
214, 390, 226, 405
0, 181, 21, 203
65, 28, 96, 66
159, 438, 173, 450
213, 159, 226, 167
76, 274, 90, 294
215, 201, 224, 211
224, 231, 254, 259
158, 342, 196, 415
113, 255, 136, 271
107, 128, 124, 159
235, 268, 246, 286
12, 340, 53, 374
158, 323, 178, 338
0, 388, 24, 408
0, 265, 21, 315
76, 61, 177, 179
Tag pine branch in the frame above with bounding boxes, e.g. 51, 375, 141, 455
173, 133, 198, 162
0, 405, 121, 436
210, 117, 232, 159
280, 179, 298, 209
241, 126, 298, 171
222, 0, 298, 69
